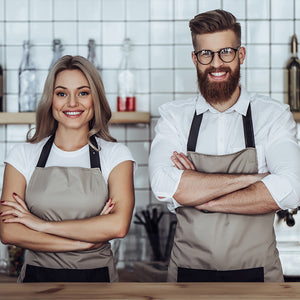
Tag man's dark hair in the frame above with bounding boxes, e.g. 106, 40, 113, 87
189, 9, 241, 49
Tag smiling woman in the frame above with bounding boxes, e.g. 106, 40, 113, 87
0, 55, 136, 283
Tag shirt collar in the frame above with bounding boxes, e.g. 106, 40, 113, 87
195, 85, 251, 116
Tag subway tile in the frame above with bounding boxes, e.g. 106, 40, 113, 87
198, 0, 221, 12
271, 44, 291, 69
126, 0, 149, 21
78, 0, 101, 21
297, 0, 300, 19
5, 46, 22, 69
223, 0, 246, 20
101, 69, 118, 93
102, 0, 125, 21
108, 124, 126, 142
246, 45, 270, 68
134, 166, 149, 188
6, 125, 29, 141
271, 0, 294, 19
106, 93, 117, 112
271, 21, 294, 44
30, 22, 53, 45
174, 45, 194, 68
174, 93, 196, 101
126, 125, 150, 141
0, 142, 5, 163
6, 70, 18, 94
271, 69, 286, 93
174, 0, 197, 20
30, 0, 52, 21
0, 22, 3, 45
36, 70, 49, 94
5, 22, 29, 45
150, 93, 174, 117
127, 141, 150, 165
78, 22, 101, 45
54, 22, 77, 45
150, 69, 173, 93
151, 0, 173, 20
150, 45, 173, 69
0, 126, 5, 142
126, 22, 149, 45
54, 0, 77, 21
102, 46, 122, 69
5, 94, 18, 112
31, 46, 52, 70
130, 45, 149, 69
240, 21, 246, 45
175, 69, 197, 93
0, 0, 3, 21
247, 21, 270, 44
135, 93, 149, 111
6, 0, 28, 21
61, 45, 77, 56
102, 22, 125, 45
174, 21, 192, 45
247, 0, 269, 19
136, 70, 149, 93
150, 22, 173, 44
247, 69, 270, 93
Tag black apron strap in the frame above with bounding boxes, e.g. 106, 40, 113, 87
36, 135, 55, 167
242, 104, 256, 148
36, 135, 101, 170
89, 135, 101, 170
186, 103, 255, 152
187, 111, 203, 152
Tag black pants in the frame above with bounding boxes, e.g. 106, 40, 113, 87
177, 267, 264, 282
23, 264, 110, 282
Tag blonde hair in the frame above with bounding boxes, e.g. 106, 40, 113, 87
27, 55, 116, 148
189, 9, 241, 49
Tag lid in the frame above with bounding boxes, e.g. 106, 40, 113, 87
291, 34, 298, 55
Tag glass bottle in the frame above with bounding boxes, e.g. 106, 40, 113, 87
287, 34, 300, 112
18, 40, 37, 112
0, 63, 3, 112
87, 39, 101, 73
117, 38, 136, 112
49, 39, 63, 70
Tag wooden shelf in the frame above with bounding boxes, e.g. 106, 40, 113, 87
0, 112, 150, 125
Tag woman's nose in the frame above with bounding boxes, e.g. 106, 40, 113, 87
67, 94, 78, 106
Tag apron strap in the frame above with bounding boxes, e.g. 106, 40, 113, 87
187, 111, 203, 152
36, 135, 101, 170
89, 135, 101, 170
186, 103, 255, 152
242, 104, 255, 148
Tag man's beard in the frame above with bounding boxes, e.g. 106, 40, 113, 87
197, 63, 240, 105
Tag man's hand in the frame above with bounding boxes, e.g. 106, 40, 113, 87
171, 151, 195, 170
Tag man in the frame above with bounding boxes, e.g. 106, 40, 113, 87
149, 9, 300, 282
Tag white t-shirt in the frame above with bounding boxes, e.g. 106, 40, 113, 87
5, 136, 136, 187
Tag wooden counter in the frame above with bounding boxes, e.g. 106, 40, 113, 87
1, 282, 300, 299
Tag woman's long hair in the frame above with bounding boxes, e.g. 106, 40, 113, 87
27, 55, 116, 148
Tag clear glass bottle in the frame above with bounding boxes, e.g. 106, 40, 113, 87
18, 40, 37, 112
0, 63, 3, 112
117, 38, 136, 112
287, 34, 300, 112
87, 39, 101, 73
49, 39, 63, 70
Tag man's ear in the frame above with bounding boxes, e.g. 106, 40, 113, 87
191, 51, 198, 67
239, 46, 246, 65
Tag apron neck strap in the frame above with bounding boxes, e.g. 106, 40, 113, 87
186, 103, 255, 152
36, 135, 102, 170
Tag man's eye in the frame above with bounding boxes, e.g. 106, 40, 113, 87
221, 48, 232, 55
200, 50, 211, 57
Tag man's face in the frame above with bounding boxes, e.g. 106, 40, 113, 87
192, 30, 245, 105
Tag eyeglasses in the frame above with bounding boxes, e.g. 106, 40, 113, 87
194, 47, 241, 65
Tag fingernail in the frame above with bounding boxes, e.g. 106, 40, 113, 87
0, 201, 4, 204
0, 212, 2, 215
109, 203, 114, 207
13, 193, 17, 196
2, 219, 5, 222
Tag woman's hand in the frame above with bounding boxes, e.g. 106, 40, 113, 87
1, 193, 47, 232
171, 151, 196, 170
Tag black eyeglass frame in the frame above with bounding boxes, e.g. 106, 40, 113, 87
194, 47, 241, 65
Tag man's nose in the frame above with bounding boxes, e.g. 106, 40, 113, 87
210, 53, 224, 68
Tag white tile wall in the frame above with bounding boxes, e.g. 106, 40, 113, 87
0, 0, 299, 268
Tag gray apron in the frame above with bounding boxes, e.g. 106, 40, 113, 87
168, 104, 283, 282
19, 135, 118, 282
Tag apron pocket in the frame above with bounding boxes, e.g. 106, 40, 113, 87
23, 264, 110, 283
177, 267, 264, 282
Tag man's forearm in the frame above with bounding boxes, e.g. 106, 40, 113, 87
196, 181, 280, 214
173, 170, 267, 206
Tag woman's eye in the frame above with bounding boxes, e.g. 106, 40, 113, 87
79, 91, 89, 96
56, 92, 66, 97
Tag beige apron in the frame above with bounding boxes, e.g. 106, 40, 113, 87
168, 105, 283, 282
18, 135, 118, 282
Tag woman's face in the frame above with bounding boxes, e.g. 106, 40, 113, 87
52, 69, 94, 132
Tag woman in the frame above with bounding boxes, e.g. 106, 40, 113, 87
0, 55, 135, 283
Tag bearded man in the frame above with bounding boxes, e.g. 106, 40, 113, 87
149, 9, 300, 282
